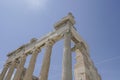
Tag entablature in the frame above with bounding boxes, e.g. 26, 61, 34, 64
6, 13, 88, 64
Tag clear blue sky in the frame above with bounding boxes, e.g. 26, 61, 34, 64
0, 0, 120, 80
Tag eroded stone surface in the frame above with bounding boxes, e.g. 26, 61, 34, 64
0, 13, 101, 80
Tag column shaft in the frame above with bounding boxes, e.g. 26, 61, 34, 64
5, 61, 16, 80
23, 48, 40, 80
62, 31, 72, 80
0, 64, 9, 80
13, 55, 26, 80
39, 40, 54, 80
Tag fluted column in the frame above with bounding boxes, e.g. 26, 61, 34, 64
13, 55, 27, 80
23, 48, 40, 80
5, 61, 16, 80
0, 64, 9, 80
39, 40, 54, 80
62, 31, 72, 80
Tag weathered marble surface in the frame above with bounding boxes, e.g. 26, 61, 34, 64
0, 13, 101, 80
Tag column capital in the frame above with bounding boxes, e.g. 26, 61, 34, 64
75, 42, 87, 54
32, 47, 41, 54
66, 28, 71, 33
11, 59, 17, 64
63, 29, 72, 38
73, 42, 90, 59
12, 60, 19, 67
3, 63, 9, 67
21, 54, 27, 59
45, 39, 55, 47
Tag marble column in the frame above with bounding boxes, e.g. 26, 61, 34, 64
23, 48, 40, 80
0, 64, 9, 80
5, 61, 16, 80
62, 31, 72, 80
13, 55, 26, 80
39, 40, 54, 80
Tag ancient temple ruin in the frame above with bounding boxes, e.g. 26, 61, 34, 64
0, 13, 101, 80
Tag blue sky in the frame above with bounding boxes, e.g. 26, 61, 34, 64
0, 0, 120, 80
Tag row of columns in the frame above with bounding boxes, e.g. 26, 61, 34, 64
23, 48, 40, 80
0, 31, 72, 80
0, 64, 9, 80
13, 55, 26, 80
